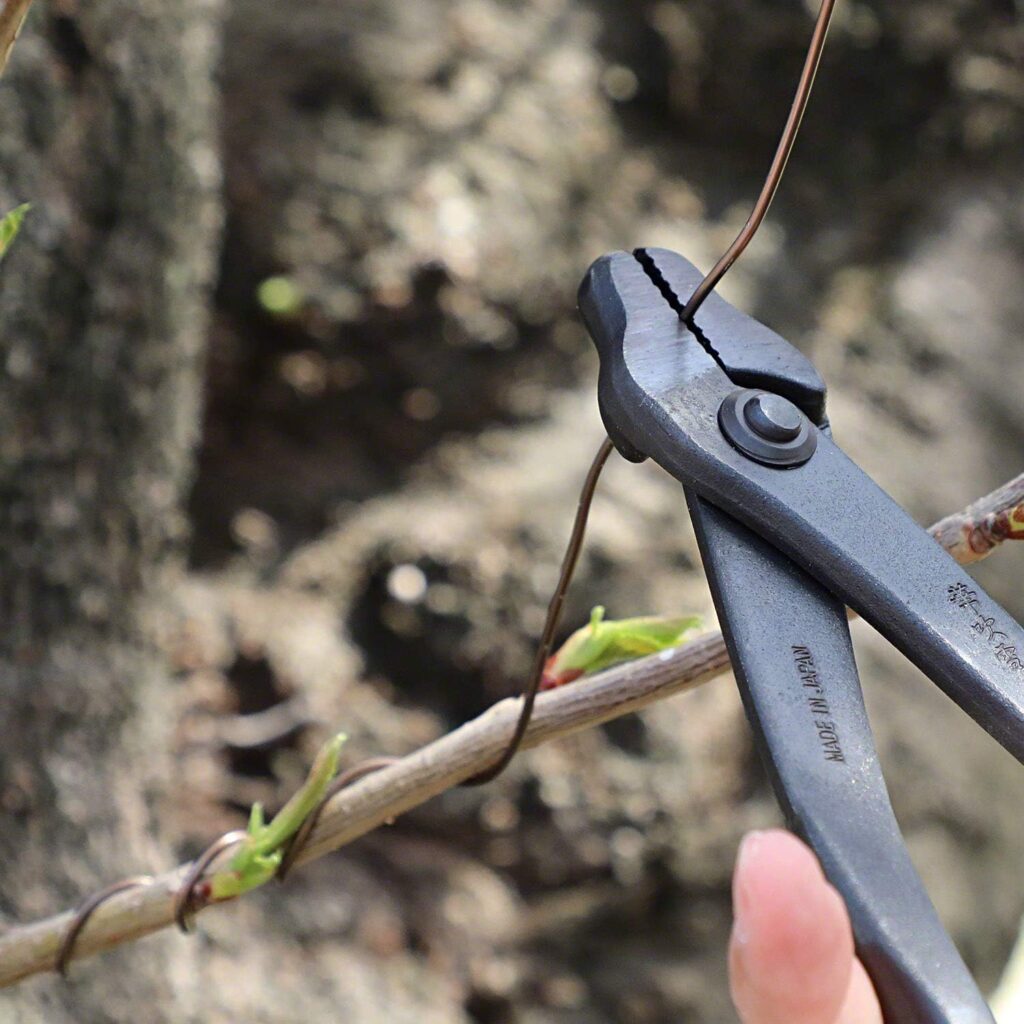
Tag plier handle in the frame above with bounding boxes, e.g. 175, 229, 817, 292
579, 247, 1024, 1023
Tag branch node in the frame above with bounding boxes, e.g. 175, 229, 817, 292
172, 831, 248, 933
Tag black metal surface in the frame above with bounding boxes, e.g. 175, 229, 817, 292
687, 491, 994, 1023
632, 247, 828, 424
577, 243, 1024, 1022
579, 247, 1024, 762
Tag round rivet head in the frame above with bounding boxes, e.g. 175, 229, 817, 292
718, 388, 818, 468
745, 393, 803, 442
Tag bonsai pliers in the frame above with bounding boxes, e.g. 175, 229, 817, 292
578, 247, 1024, 1024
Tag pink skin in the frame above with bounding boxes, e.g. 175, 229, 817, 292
729, 830, 883, 1024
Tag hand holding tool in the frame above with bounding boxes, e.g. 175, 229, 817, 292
579, 245, 1024, 1024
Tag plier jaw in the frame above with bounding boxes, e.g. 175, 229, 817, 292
578, 246, 1023, 1024
579, 247, 828, 468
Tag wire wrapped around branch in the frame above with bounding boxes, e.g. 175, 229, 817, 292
0, 471, 1019, 988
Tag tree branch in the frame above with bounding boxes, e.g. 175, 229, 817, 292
0, 0, 34, 77
0, 471, 1021, 987
929, 474, 1024, 563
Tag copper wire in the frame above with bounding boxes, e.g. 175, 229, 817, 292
463, 436, 616, 785
276, 756, 400, 880
55, 876, 154, 977
466, 0, 838, 785
172, 830, 249, 933
680, 0, 838, 322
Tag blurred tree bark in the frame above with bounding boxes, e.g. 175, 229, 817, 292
0, 0, 221, 1019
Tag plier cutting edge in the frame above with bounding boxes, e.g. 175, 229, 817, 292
578, 246, 1024, 1024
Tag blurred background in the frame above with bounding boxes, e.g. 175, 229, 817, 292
1, 0, 1023, 1020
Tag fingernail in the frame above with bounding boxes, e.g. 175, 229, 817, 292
732, 831, 766, 945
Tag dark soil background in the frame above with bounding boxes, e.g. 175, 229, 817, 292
1, 1, 1023, 1021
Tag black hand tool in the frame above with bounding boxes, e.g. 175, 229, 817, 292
579, 245, 1024, 1024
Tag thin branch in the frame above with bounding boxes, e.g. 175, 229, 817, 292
0, 471, 1021, 986
0, 0, 34, 77
0, 636, 730, 986
929, 474, 1024, 564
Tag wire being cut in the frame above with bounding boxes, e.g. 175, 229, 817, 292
469, 0, 840, 782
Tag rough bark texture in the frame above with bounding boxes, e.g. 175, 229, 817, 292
0, 0, 221, 1019
2, 0, 1024, 1021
